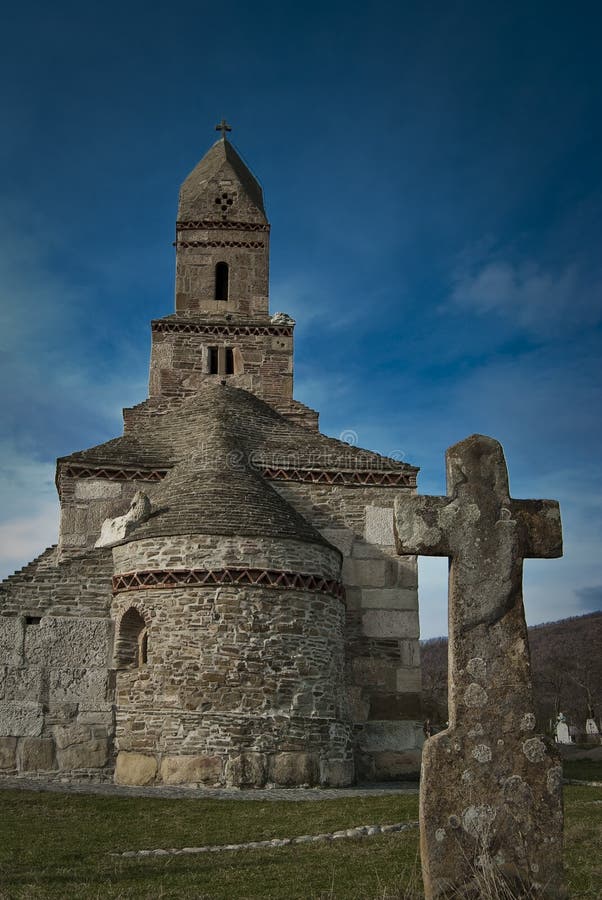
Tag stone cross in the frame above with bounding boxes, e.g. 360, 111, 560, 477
394, 434, 567, 899
215, 118, 232, 139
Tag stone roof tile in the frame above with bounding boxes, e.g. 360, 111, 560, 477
59, 382, 417, 476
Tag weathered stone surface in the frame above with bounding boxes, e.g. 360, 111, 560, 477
357, 721, 420, 753
160, 755, 222, 785
342, 558, 387, 588
54, 724, 93, 750
0, 701, 43, 737
115, 751, 157, 785
18, 737, 56, 771
395, 434, 567, 899
364, 506, 395, 545
319, 759, 355, 787
57, 738, 109, 770
75, 480, 123, 500
0, 736, 17, 769
225, 752, 267, 787
0, 618, 23, 666
23, 618, 111, 669
360, 588, 418, 610
319, 528, 354, 557
362, 608, 420, 639
269, 751, 319, 786
358, 750, 421, 781
1, 665, 43, 702
396, 667, 422, 693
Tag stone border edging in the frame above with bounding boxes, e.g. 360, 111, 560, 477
564, 778, 602, 787
114, 820, 419, 858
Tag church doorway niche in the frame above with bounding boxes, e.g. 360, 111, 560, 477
115, 608, 149, 668
214, 262, 229, 301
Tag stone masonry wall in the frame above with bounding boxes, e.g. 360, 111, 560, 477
112, 533, 341, 578
271, 481, 423, 779
111, 531, 351, 787
175, 229, 269, 317
57, 476, 164, 559
0, 547, 115, 781
0, 615, 114, 781
148, 323, 293, 403
112, 584, 351, 788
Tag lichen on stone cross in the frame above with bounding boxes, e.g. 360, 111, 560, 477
394, 434, 567, 899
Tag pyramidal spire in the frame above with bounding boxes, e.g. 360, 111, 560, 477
177, 124, 266, 222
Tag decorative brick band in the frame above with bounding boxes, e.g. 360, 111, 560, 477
112, 567, 346, 601
262, 467, 416, 487
59, 464, 413, 488
176, 221, 270, 232
176, 240, 265, 249
61, 465, 169, 482
151, 320, 293, 338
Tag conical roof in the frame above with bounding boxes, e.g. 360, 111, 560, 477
177, 137, 267, 222
127, 397, 331, 547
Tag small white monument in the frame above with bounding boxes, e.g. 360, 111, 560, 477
555, 712, 572, 744
586, 718, 600, 740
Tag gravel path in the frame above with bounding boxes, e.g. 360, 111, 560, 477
0, 776, 419, 802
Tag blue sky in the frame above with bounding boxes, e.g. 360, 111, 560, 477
1, 1, 600, 638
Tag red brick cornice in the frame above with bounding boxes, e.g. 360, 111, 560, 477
59, 463, 414, 488
263, 467, 416, 487
151, 320, 293, 338
112, 567, 346, 601
176, 240, 265, 249
176, 220, 270, 232
61, 465, 169, 482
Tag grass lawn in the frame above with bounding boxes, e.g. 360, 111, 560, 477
563, 757, 602, 782
0, 783, 599, 899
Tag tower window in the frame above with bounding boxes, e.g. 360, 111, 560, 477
215, 262, 229, 301
208, 346, 235, 376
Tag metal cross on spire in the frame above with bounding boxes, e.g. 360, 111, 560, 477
215, 118, 232, 140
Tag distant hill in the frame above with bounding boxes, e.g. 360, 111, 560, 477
420, 610, 602, 737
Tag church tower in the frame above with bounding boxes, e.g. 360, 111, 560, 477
148, 121, 311, 423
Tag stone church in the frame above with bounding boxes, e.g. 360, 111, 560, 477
0, 126, 423, 787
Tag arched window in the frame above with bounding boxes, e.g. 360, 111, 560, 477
215, 262, 229, 301
115, 608, 148, 668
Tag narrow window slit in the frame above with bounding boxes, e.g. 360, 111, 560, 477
215, 262, 229, 301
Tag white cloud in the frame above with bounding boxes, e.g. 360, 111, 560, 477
448, 258, 602, 336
